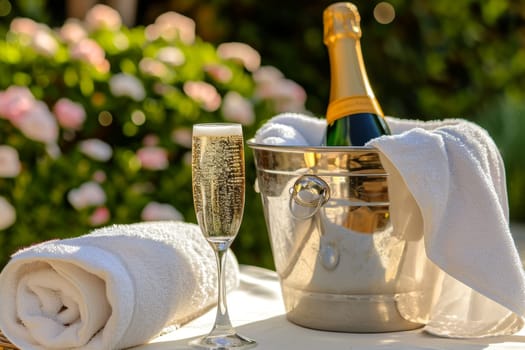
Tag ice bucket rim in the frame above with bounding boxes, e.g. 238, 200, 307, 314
246, 139, 377, 153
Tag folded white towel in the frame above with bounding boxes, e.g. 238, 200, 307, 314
255, 114, 525, 337
0, 221, 239, 350
368, 118, 525, 337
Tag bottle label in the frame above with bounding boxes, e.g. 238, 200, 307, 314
326, 95, 384, 124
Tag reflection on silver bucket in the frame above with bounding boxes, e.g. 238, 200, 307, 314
248, 141, 439, 333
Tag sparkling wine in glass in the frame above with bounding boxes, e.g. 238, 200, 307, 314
190, 123, 256, 349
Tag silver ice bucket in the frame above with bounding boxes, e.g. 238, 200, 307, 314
248, 141, 436, 332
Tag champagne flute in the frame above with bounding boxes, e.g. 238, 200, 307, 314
190, 123, 256, 349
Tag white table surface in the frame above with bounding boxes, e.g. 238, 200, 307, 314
132, 225, 525, 350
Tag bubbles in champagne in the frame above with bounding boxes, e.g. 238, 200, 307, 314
192, 133, 245, 241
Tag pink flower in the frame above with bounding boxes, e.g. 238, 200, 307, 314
79, 139, 113, 162
53, 98, 86, 130
89, 206, 110, 226
221, 91, 255, 125
67, 181, 106, 210
204, 64, 233, 83
16, 101, 59, 144
59, 19, 88, 44
253, 66, 284, 84
85, 4, 122, 31
137, 146, 169, 170
183, 81, 221, 112
142, 134, 159, 147
10, 19, 58, 56
139, 58, 169, 78
70, 38, 110, 73
171, 128, 192, 148
0, 196, 16, 230
32, 26, 58, 56
254, 66, 307, 113
9, 17, 38, 37
217, 42, 261, 72
0, 86, 36, 123
141, 202, 183, 221
259, 79, 307, 112
0, 145, 21, 178
109, 73, 146, 101
145, 11, 195, 44
157, 47, 185, 66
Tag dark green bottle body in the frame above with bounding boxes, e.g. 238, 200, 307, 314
326, 113, 390, 146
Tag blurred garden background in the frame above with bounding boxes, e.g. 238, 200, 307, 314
0, 0, 524, 268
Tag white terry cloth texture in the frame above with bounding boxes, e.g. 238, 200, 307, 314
254, 112, 326, 146
0, 221, 239, 350
254, 113, 525, 338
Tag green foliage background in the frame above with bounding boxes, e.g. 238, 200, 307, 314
1, 0, 524, 269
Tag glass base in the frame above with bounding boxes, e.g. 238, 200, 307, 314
189, 332, 257, 349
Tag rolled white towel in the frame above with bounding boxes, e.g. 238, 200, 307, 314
255, 112, 325, 146
0, 221, 239, 350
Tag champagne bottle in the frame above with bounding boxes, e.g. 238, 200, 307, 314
324, 2, 390, 146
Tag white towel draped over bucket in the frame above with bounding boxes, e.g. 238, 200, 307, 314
255, 113, 525, 337
0, 221, 239, 350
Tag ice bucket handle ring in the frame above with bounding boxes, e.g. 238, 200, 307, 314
289, 175, 330, 220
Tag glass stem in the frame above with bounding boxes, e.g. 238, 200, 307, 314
210, 247, 235, 336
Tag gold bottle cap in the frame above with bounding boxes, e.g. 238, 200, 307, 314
323, 2, 361, 45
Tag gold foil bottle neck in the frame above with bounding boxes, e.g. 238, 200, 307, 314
324, 2, 361, 45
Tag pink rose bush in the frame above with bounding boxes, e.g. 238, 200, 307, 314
217, 42, 261, 72
0, 145, 21, 178
70, 38, 110, 73
0, 86, 59, 145
79, 139, 113, 161
89, 206, 111, 226
183, 81, 222, 112
222, 91, 256, 125
254, 66, 308, 113
0, 4, 308, 265
59, 19, 88, 44
137, 146, 169, 170
54, 98, 87, 130
141, 202, 183, 221
0, 86, 37, 124
109, 73, 146, 101
84, 4, 122, 32
67, 181, 107, 210
145, 11, 196, 44
0, 196, 16, 230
